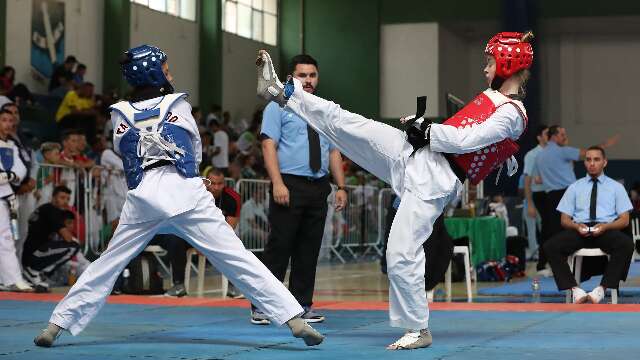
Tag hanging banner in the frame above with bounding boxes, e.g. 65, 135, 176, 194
31, 0, 65, 79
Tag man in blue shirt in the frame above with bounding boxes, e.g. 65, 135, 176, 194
535, 125, 619, 277
544, 146, 634, 304
255, 54, 347, 325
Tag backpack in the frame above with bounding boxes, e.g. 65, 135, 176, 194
122, 253, 164, 295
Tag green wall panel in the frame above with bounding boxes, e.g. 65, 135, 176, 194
302, 0, 380, 118
199, 0, 223, 112
103, 0, 130, 96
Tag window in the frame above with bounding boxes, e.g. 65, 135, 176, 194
131, 0, 197, 21
221, 0, 278, 46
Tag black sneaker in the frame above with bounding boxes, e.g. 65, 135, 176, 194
165, 283, 187, 297
226, 284, 245, 299
301, 307, 325, 323
23, 267, 49, 290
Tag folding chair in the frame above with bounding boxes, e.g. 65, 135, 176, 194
565, 248, 618, 304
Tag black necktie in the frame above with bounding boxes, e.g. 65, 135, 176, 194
307, 125, 321, 173
589, 178, 598, 221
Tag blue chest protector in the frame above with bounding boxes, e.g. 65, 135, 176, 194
110, 94, 198, 190
0, 143, 14, 172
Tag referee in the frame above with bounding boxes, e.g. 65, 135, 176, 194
252, 54, 347, 325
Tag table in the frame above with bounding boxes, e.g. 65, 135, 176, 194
444, 216, 506, 265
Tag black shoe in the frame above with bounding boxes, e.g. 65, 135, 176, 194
165, 283, 187, 297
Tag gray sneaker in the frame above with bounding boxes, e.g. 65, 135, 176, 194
301, 307, 325, 323
387, 329, 433, 350
256, 50, 288, 106
250, 310, 271, 325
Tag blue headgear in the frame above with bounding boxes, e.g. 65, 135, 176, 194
121, 45, 168, 87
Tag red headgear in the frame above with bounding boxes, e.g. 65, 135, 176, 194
485, 32, 533, 80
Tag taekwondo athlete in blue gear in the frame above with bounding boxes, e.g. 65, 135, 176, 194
0, 109, 31, 291
34, 45, 324, 348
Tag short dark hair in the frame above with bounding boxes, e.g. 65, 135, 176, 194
53, 185, 72, 196
547, 125, 562, 138
289, 54, 318, 74
65, 55, 77, 64
77, 63, 87, 70
536, 124, 548, 137
204, 167, 224, 178
586, 145, 606, 158
0, 109, 13, 117
61, 210, 75, 221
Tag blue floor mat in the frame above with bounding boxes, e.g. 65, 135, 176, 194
2, 300, 640, 359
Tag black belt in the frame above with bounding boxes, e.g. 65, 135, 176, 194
143, 159, 173, 171
444, 154, 467, 183
282, 173, 328, 183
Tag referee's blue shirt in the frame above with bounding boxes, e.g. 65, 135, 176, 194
261, 101, 334, 178
556, 174, 633, 224
535, 141, 580, 191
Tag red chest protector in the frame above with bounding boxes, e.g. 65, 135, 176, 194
443, 90, 528, 185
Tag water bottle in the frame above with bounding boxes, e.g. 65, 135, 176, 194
531, 277, 541, 303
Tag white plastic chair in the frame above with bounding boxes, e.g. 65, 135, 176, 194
565, 248, 618, 304
183, 248, 229, 298
444, 246, 473, 302
143, 245, 171, 278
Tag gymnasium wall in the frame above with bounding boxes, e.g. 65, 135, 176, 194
5, 0, 104, 93
130, 3, 199, 104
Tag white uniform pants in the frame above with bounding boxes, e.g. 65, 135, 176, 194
0, 200, 24, 285
17, 191, 37, 261
50, 188, 303, 335
285, 82, 455, 330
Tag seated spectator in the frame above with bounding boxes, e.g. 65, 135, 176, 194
240, 153, 258, 179
544, 146, 634, 304
150, 168, 242, 298
73, 63, 87, 86
49, 71, 74, 101
35, 142, 62, 206
56, 82, 97, 143
22, 186, 90, 290
0, 66, 15, 94
49, 55, 77, 91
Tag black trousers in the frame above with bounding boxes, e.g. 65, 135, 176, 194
544, 229, 634, 290
261, 174, 331, 308
22, 238, 80, 275
531, 191, 547, 268
150, 234, 188, 284
538, 189, 566, 270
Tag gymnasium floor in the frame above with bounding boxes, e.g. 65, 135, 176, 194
2, 261, 639, 359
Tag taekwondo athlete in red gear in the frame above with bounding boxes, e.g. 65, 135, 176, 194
34, 45, 324, 348
255, 31, 534, 350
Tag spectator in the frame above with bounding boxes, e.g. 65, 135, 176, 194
253, 54, 347, 325
73, 63, 87, 85
205, 103, 221, 128
210, 120, 229, 174
49, 55, 77, 91
199, 132, 215, 174
535, 125, 619, 277
0, 109, 31, 292
237, 110, 261, 156
0, 66, 15, 94
544, 146, 634, 304
35, 142, 62, 206
240, 153, 258, 179
191, 106, 204, 126
56, 82, 97, 142
22, 186, 90, 291
49, 71, 74, 101
59, 130, 95, 209
523, 125, 548, 263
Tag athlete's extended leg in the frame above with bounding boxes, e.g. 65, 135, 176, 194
35, 219, 163, 346
257, 50, 410, 186
171, 190, 323, 346
385, 190, 450, 349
